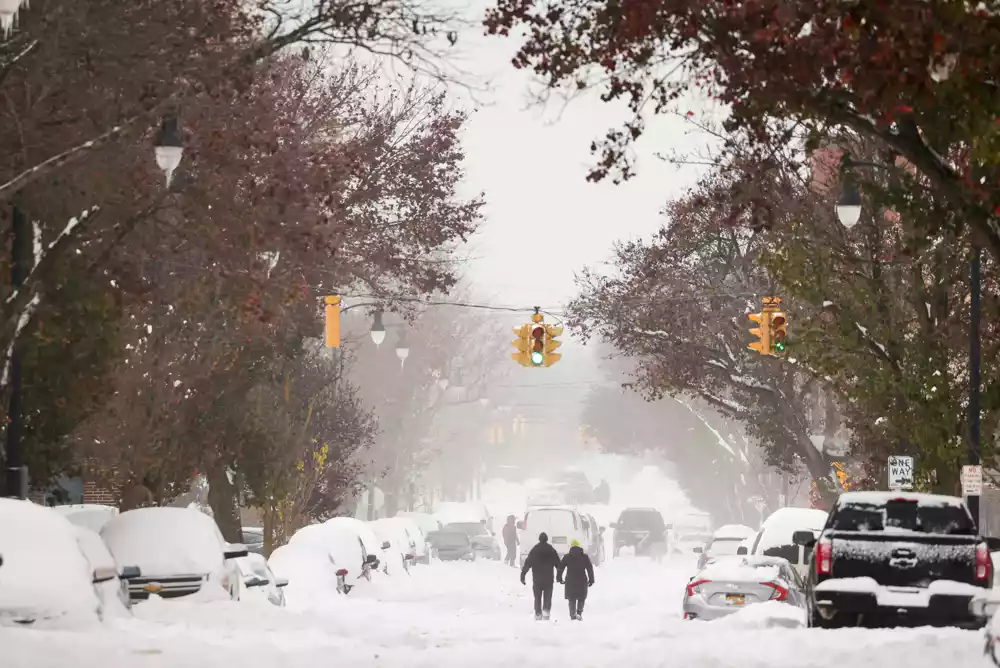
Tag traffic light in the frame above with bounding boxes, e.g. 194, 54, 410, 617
770, 312, 788, 353
747, 312, 770, 355
529, 323, 546, 365
324, 295, 342, 348
511, 324, 533, 367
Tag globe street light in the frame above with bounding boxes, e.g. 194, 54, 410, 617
0, 0, 26, 37
835, 182, 863, 229
154, 114, 184, 187
370, 310, 386, 346
395, 328, 410, 363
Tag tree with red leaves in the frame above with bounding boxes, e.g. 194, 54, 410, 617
485, 0, 1000, 260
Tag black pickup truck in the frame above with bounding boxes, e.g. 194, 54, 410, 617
794, 491, 1000, 629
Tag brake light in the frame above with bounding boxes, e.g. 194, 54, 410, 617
686, 579, 710, 597
762, 582, 788, 601
816, 537, 833, 576
976, 542, 992, 582
336, 568, 348, 576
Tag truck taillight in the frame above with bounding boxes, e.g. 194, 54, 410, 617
976, 542, 992, 582
816, 538, 833, 576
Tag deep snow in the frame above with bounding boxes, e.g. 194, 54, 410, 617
0, 554, 989, 668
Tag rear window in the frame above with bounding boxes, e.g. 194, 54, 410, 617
617, 510, 665, 531
830, 499, 976, 535
707, 538, 744, 556
446, 522, 489, 537
527, 509, 578, 532
430, 532, 469, 547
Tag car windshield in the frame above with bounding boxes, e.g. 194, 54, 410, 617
830, 499, 976, 535
617, 510, 665, 531
707, 538, 744, 556
447, 522, 489, 537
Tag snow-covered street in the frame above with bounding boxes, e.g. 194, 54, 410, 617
2, 554, 987, 668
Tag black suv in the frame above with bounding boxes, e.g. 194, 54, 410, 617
610, 507, 670, 557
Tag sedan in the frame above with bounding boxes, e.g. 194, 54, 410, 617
683, 555, 807, 621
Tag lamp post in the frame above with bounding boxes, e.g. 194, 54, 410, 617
369, 310, 386, 346
835, 156, 981, 526
3, 199, 31, 499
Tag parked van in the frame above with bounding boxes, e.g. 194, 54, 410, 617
516, 506, 587, 566
747, 507, 828, 579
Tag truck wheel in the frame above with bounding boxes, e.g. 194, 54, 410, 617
809, 606, 841, 629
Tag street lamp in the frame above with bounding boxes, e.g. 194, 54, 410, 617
154, 114, 184, 187
370, 310, 386, 346
835, 182, 863, 229
835, 154, 982, 526
0, 0, 25, 37
395, 328, 409, 364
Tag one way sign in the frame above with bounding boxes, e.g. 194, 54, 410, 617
888, 456, 914, 490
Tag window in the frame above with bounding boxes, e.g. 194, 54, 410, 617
831, 500, 976, 535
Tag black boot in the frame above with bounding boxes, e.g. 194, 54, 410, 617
569, 600, 577, 620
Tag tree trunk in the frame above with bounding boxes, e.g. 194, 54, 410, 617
207, 465, 241, 542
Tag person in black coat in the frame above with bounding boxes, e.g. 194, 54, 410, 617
557, 540, 595, 620
520, 532, 561, 619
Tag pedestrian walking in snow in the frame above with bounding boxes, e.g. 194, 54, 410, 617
557, 539, 595, 621
502, 514, 519, 567
520, 531, 560, 620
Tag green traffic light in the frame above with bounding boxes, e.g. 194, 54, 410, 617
774, 341, 786, 352
530, 351, 544, 365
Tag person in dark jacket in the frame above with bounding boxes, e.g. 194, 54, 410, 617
520, 532, 561, 619
557, 539, 595, 620
502, 515, 519, 567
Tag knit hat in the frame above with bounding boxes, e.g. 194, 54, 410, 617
571, 539, 581, 548
539, 532, 549, 543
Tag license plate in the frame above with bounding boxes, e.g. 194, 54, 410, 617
552, 536, 567, 544
725, 594, 745, 606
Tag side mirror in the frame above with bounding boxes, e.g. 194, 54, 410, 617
985, 537, 1000, 551
692, 546, 703, 554
381, 541, 391, 550
246, 577, 269, 588
224, 543, 250, 559
275, 577, 289, 588
736, 546, 748, 555
792, 531, 817, 548
121, 565, 142, 580
93, 565, 118, 583
365, 554, 379, 565
515, 521, 524, 530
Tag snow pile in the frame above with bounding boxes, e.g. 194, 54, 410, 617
101, 507, 226, 577
49, 504, 119, 533
0, 499, 102, 624
266, 544, 343, 608
711, 600, 806, 629
323, 516, 382, 558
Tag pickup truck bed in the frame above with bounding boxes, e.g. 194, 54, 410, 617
800, 491, 995, 629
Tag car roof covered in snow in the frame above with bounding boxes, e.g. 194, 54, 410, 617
713, 524, 757, 539
836, 491, 965, 507
760, 507, 828, 530
101, 506, 226, 576
697, 555, 786, 582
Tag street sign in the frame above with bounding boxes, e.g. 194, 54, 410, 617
962, 465, 983, 496
888, 456, 914, 490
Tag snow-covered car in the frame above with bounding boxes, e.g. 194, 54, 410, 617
73, 526, 139, 617
581, 513, 605, 565
370, 518, 413, 575
236, 553, 288, 607
747, 507, 828, 579
50, 504, 120, 534
101, 507, 248, 603
384, 516, 429, 565
285, 522, 378, 595
446, 521, 502, 560
396, 512, 441, 563
0, 498, 125, 624
683, 555, 807, 621
694, 524, 758, 570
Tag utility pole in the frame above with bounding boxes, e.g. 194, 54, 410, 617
968, 247, 982, 528
4, 202, 31, 499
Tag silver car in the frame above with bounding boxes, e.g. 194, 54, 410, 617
683, 555, 807, 621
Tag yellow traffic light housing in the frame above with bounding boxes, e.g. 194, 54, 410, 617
324, 296, 342, 348
770, 311, 788, 354
542, 324, 563, 367
529, 323, 546, 365
748, 312, 770, 355
511, 323, 533, 367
